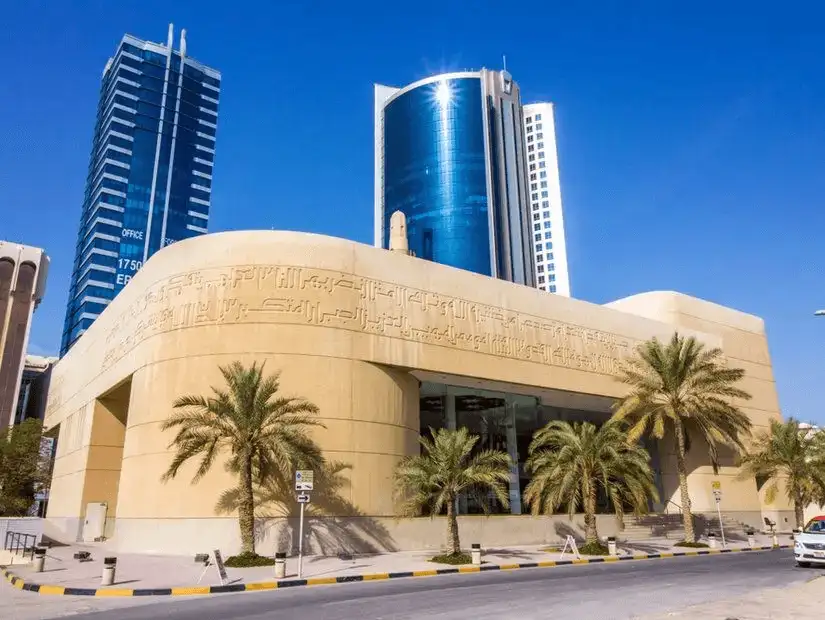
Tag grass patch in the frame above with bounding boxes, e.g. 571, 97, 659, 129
224, 552, 277, 567
430, 552, 472, 565
674, 540, 710, 548
579, 541, 610, 556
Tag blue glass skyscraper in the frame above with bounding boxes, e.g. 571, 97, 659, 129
374, 70, 534, 286
61, 25, 220, 355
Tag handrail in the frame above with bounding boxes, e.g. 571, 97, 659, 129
3, 531, 37, 559
664, 500, 682, 515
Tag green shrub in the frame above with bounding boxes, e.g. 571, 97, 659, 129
430, 552, 472, 565
674, 540, 710, 548
578, 541, 610, 556
224, 552, 276, 567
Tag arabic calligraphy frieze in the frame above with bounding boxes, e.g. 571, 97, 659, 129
100, 265, 634, 375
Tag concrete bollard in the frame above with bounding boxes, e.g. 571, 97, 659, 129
101, 557, 117, 586
772, 533, 778, 547
746, 531, 755, 549
33, 547, 46, 573
607, 537, 617, 556
708, 533, 717, 549
471, 543, 482, 566
274, 552, 286, 579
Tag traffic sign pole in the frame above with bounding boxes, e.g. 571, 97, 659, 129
716, 497, 726, 548
298, 501, 305, 578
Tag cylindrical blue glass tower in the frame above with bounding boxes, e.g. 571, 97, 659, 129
381, 76, 492, 275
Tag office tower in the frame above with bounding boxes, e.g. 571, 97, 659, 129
0, 242, 49, 429
522, 103, 570, 296
375, 70, 535, 286
61, 24, 221, 355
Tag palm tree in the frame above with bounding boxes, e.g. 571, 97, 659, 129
523, 420, 658, 549
161, 361, 324, 557
394, 427, 511, 557
612, 333, 752, 543
738, 418, 825, 528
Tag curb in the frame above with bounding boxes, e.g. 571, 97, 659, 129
1, 545, 792, 597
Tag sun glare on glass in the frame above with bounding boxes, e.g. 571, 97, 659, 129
434, 80, 452, 107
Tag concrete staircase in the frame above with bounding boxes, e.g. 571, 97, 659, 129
620, 513, 687, 540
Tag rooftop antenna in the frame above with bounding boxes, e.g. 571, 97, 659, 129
167, 23, 174, 48
502, 55, 507, 71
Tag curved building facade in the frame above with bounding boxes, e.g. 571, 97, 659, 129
42, 231, 789, 555
375, 70, 535, 286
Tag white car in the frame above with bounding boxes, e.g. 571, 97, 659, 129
794, 516, 825, 567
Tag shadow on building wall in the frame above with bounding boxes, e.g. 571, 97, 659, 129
214, 461, 398, 555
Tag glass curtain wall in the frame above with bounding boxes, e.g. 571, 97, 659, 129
419, 381, 661, 515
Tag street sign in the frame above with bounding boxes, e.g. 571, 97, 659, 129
213, 549, 228, 584
297, 493, 311, 504
295, 470, 314, 491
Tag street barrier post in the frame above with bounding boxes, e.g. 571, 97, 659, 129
101, 557, 117, 586
275, 552, 286, 579
471, 543, 482, 566
33, 547, 46, 572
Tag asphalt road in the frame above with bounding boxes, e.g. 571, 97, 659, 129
53, 550, 825, 620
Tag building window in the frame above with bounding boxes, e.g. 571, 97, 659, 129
538, 142, 544, 149
526, 126, 533, 133
534, 233, 541, 241
535, 113, 542, 121
540, 171, 547, 179
547, 252, 553, 260
534, 223, 541, 231
541, 190, 548, 198
542, 200, 549, 207
531, 192, 539, 200
549, 284, 556, 293
537, 133, 543, 139
544, 232, 552, 240
539, 162, 546, 169
546, 242, 553, 250
526, 116, 532, 123
529, 154, 535, 162
527, 135, 534, 143
548, 264, 555, 271
543, 210, 550, 218
533, 204, 540, 211
529, 164, 536, 171
540, 181, 547, 188
544, 221, 551, 229
530, 173, 537, 181
538, 276, 545, 284
536, 123, 543, 130
536, 253, 543, 262
538, 152, 545, 159
535, 243, 542, 251
537, 265, 544, 273
533, 213, 540, 221
531, 182, 537, 191
528, 144, 534, 152
549, 274, 556, 282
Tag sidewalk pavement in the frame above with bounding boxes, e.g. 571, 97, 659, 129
2, 532, 786, 593
638, 575, 825, 619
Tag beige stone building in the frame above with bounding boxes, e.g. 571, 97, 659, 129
42, 231, 791, 555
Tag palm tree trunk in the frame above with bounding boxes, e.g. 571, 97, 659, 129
446, 497, 460, 555
584, 480, 599, 545
673, 422, 696, 543
794, 491, 805, 529
238, 456, 255, 555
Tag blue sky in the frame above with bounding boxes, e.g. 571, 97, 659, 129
1, 1, 823, 422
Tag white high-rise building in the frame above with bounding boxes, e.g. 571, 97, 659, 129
522, 103, 570, 296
